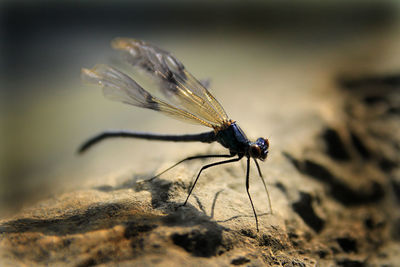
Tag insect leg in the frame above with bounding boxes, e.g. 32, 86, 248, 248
147, 154, 233, 182
246, 157, 259, 232
183, 156, 242, 206
253, 159, 273, 214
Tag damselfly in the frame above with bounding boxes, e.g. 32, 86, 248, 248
79, 38, 271, 231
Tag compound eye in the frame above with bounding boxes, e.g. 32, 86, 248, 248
256, 137, 269, 149
264, 138, 269, 149
250, 144, 261, 158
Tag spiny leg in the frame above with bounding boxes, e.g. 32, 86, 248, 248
183, 156, 242, 206
145, 154, 233, 183
254, 159, 273, 214
245, 157, 259, 232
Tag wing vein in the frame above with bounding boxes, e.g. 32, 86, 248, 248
82, 38, 230, 129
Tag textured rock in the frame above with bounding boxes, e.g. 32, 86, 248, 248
1, 72, 399, 266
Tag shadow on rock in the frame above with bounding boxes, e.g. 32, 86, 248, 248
0, 202, 147, 235
0, 175, 226, 259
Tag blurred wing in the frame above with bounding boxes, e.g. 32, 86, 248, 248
111, 38, 229, 127
82, 65, 214, 128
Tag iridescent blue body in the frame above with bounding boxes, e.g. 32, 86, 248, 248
215, 122, 269, 161
216, 123, 249, 154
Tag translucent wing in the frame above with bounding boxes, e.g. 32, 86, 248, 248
81, 65, 214, 128
110, 38, 229, 127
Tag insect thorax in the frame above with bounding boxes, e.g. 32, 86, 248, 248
216, 122, 249, 155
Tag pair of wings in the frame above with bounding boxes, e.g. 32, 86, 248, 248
81, 38, 229, 129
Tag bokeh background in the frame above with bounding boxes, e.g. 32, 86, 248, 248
2, 0, 400, 216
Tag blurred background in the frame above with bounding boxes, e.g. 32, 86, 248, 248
1, 0, 400, 216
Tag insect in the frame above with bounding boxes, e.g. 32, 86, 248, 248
79, 38, 271, 231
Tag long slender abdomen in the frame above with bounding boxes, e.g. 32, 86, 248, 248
78, 130, 217, 153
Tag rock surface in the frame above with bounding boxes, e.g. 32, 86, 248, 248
1, 70, 399, 266
2, 7, 400, 263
